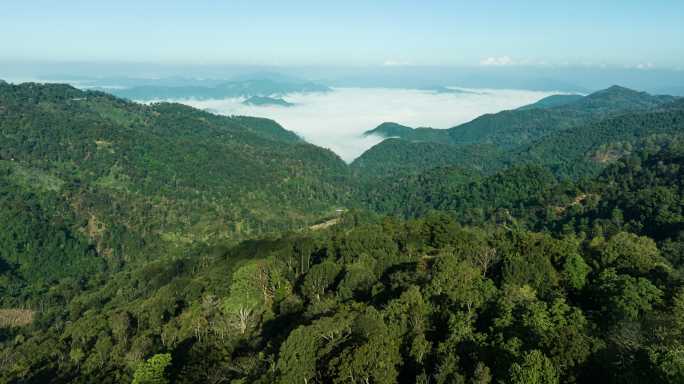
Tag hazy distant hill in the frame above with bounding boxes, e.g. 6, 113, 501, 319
110, 78, 330, 101
242, 95, 294, 107
418, 85, 479, 94
363, 122, 446, 142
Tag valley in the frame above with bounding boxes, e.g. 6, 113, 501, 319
0, 80, 683, 383
4, 1, 684, 382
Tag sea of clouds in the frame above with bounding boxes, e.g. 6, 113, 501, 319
178, 87, 560, 162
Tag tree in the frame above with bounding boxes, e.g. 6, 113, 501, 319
471, 246, 499, 277
222, 261, 267, 335
508, 350, 558, 384
594, 269, 663, 322
275, 326, 318, 384
301, 260, 341, 301
428, 254, 493, 313
424, 212, 460, 248
337, 262, 377, 301
132, 353, 172, 384
276, 312, 354, 384
649, 346, 684, 383
471, 362, 492, 384
596, 232, 661, 274
562, 253, 590, 290
500, 233, 560, 297
327, 309, 401, 384
542, 299, 595, 377
673, 288, 684, 334
110, 311, 134, 343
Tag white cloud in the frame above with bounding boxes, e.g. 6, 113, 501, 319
480, 56, 515, 66
383, 59, 412, 66
478, 58, 560, 67
175, 87, 559, 162
635, 62, 654, 70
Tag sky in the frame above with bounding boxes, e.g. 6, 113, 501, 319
181, 87, 557, 162
2, 0, 683, 69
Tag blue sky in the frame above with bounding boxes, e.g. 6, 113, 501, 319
2, 0, 683, 68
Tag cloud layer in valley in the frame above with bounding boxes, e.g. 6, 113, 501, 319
177, 87, 560, 162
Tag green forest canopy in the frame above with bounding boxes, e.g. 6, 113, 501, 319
0, 82, 683, 383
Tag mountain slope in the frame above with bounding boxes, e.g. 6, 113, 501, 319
354, 102, 684, 225
447, 86, 676, 148
0, 82, 351, 284
351, 139, 503, 177
3, 144, 684, 383
354, 86, 680, 178
357, 164, 556, 220
365, 86, 676, 146
363, 122, 448, 142
517, 98, 684, 177
516, 94, 584, 110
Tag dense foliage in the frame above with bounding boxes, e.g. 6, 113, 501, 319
4, 145, 684, 382
0, 82, 351, 290
357, 164, 560, 223
515, 94, 584, 110
517, 99, 684, 178
351, 140, 503, 177
355, 86, 680, 178
1, 82, 684, 383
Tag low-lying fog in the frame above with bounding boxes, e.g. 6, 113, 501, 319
177, 87, 560, 162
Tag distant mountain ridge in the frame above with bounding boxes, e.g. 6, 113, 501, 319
363, 85, 677, 144
418, 85, 479, 94
242, 96, 295, 107
109, 78, 331, 101
516, 94, 584, 110
355, 85, 682, 177
363, 122, 446, 142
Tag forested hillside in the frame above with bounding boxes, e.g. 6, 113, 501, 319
515, 94, 584, 110
0, 82, 351, 291
366, 86, 675, 147
356, 86, 680, 178
355, 105, 684, 219
3, 143, 684, 383
351, 140, 503, 178
1, 82, 684, 383
517, 98, 684, 178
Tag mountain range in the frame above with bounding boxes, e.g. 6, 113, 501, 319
1, 81, 683, 384
356, 85, 681, 177
108, 78, 330, 101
